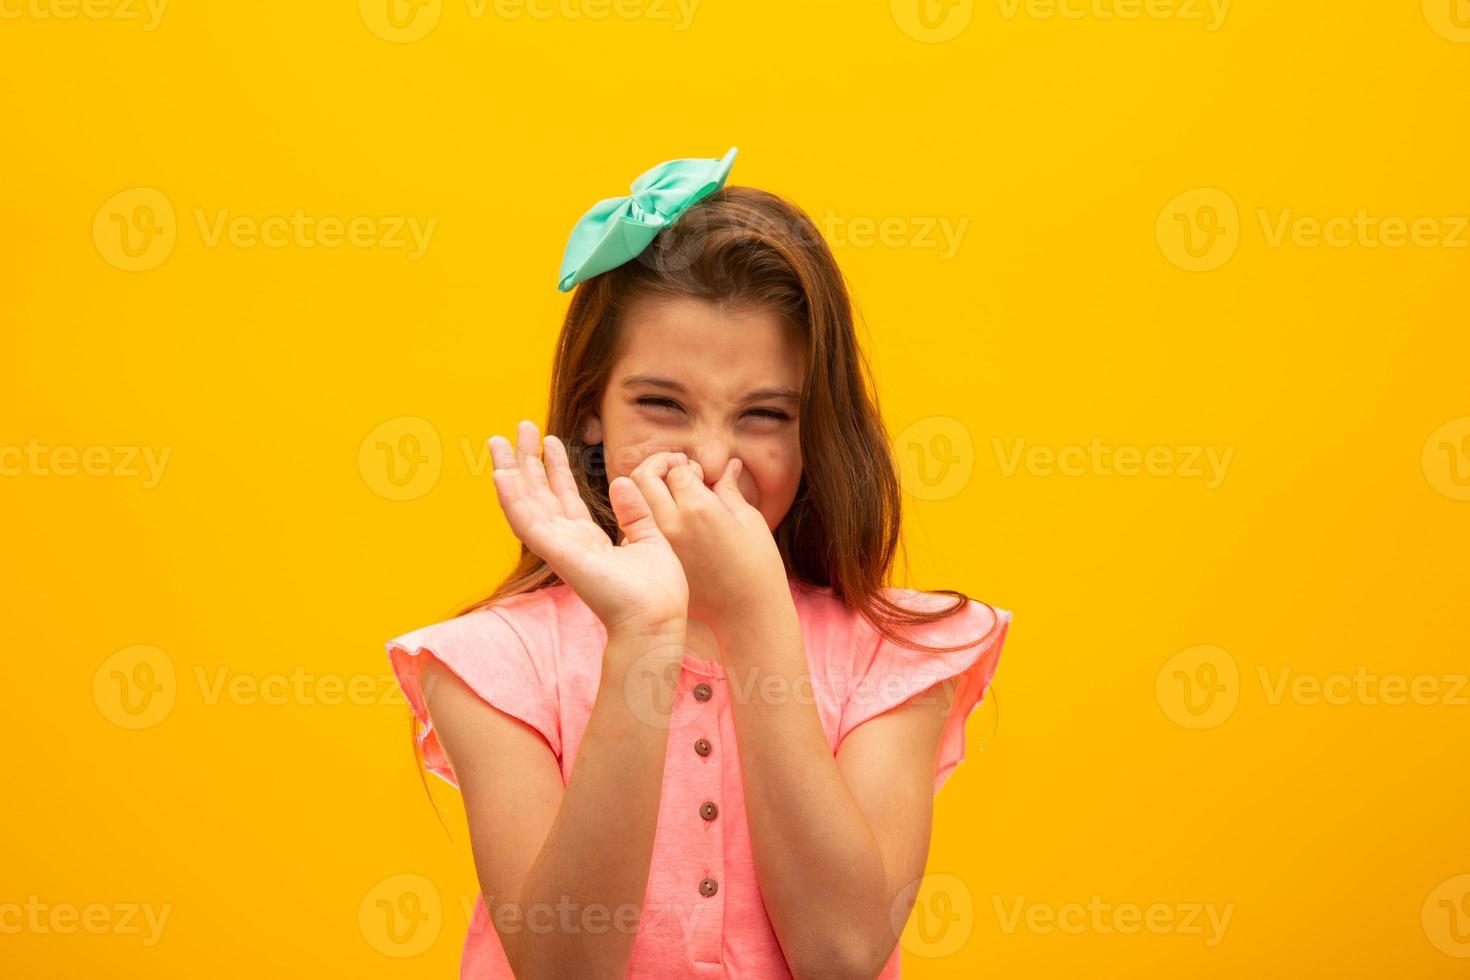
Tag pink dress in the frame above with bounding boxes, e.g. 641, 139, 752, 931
385, 578, 1011, 978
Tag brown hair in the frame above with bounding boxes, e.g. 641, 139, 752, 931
410, 184, 1003, 787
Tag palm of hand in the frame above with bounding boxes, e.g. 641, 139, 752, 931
489, 421, 688, 632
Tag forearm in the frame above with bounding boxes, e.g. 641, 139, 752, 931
508, 624, 684, 979
716, 599, 894, 979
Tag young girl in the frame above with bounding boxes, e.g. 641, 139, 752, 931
385, 147, 1013, 979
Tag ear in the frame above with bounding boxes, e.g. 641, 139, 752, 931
582, 415, 602, 444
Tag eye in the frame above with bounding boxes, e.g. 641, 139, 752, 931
636, 397, 790, 422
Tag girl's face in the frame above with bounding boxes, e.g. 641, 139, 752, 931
582, 294, 805, 537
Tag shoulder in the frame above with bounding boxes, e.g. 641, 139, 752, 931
877, 587, 1010, 650
796, 582, 1010, 664
387, 582, 590, 660
384, 584, 587, 722
384, 585, 585, 774
831, 586, 1014, 794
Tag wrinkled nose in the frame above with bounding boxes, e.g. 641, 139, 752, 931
683, 444, 732, 489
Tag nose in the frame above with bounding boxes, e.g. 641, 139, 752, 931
681, 441, 733, 489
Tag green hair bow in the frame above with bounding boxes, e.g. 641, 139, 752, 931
557, 147, 739, 292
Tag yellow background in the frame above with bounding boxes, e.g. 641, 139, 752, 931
3, 0, 1468, 976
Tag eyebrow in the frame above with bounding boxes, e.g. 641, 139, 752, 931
621, 374, 802, 403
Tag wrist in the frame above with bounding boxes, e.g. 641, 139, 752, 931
607, 618, 687, 645
603, 620, 689, 676
709, 588, 797, 650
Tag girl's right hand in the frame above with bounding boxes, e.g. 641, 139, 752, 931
489, 420, 690, 637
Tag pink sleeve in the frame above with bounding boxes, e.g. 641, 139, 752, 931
836, 595, 1012, 795
385, 605, 562, 789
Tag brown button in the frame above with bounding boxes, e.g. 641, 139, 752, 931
699, 801, 719, 821
693, 682, 712, 702
694, 738, 712, 757
698, 877, 718, 897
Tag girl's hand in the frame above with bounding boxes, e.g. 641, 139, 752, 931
488, 420, 690, 636
645, 456, 791, 633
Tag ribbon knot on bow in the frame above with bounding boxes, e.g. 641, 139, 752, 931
557, 147, 739, 292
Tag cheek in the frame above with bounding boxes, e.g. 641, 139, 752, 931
744, 448, 802, 507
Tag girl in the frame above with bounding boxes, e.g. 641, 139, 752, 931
385, 147, 1013, 979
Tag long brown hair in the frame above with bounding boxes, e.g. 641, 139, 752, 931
411, 184, 1003, 785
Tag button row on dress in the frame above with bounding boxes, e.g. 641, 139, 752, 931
691, 682, 719, 898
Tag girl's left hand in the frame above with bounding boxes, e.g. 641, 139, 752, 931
633, 456, 790, 632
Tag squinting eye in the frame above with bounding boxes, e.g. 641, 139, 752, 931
636, 397, 789, 422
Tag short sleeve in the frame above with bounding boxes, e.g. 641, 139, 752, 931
385, 604, 562, 789
836, 594, 1012, 796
